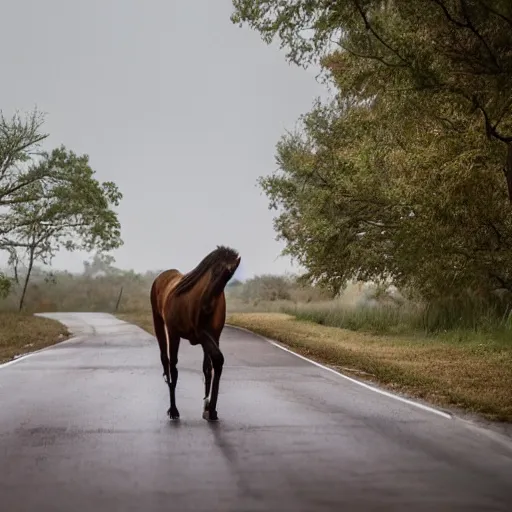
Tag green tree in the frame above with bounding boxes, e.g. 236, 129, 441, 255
261, 97, 512, 298
0, 109, 48, 294
232, 0, 512, 197
232, 1, 512, 197
231, 1, 512, 298
0, 110, 123, 308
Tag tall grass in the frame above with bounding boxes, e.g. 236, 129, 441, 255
283, 301, 421, 335
0, 269, 156, 314
282, 296, 512, 340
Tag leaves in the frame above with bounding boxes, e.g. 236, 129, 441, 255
0, 109, 123, 303
232, 0, 512, 299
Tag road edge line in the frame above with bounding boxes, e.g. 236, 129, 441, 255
226, 323, 453, 420
0, 332, 85, 370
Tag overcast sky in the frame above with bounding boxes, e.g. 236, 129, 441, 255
1, 0, 328, 280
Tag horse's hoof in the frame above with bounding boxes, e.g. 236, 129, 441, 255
167, 407, 180, 420
202, 409, 219, 422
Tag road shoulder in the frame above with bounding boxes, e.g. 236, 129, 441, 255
0, 312, 69, 365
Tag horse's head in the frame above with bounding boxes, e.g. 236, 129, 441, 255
173, 245, 241, 300
213, 246, 241, 284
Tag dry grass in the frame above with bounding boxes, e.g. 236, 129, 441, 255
226, 313, 512, 422
0, 312, 70, 364
118, 310, 154, 335
118, 309, 512, 423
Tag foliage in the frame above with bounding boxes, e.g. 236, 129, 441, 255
260, 97, 512, 299
0, 256, 155, 314
0, 271, 10, 298
231, 0, 512, 299
226, 273, 334, 304
239, 274, 294, 301
0, 109, 123, 307
231, 0, 512, 153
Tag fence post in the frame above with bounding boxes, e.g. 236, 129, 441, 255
114, 286, 124, 312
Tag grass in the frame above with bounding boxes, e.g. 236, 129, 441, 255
283, 301, 420, 335
118, 310, 154, 335
227, 312, 512, 423
118, 309, 512, 423
0, 312, 70, 364
282, 296, 512, 335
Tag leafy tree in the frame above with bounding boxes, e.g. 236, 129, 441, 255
83, 253, 121, 278
232, 0, 512, 195
261, 97, 512, 298
239, 274, 294, 301
0, 110, 123, 308
231, 0, 512, 298
0, 109, 48, 294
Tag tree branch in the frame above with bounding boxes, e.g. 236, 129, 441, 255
337, 40, 407, 68
472, 95, 512, 143
476, 0, 512, 28
351, 0, 408, 66
460, 0, 501, 70
0, 173, 46, 204
0, 134, 47, 178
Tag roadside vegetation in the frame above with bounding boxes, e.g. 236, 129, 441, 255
0, 109, 123, 361
0, 312, 69, 364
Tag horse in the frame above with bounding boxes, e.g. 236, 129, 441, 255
150, 245, 241, 422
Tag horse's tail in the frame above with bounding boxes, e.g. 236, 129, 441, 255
150, 273, 161, 314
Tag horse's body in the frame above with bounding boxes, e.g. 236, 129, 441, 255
150, 246, 240, 421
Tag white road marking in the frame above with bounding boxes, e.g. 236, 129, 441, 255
227, 324, 453, 420
0, 334, 82, 370
0, 352, 39, 369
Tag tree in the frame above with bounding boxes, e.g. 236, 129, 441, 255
0, 110, 123, 308
261, 96, 512, 298
231, 1, 512, 298
0, 109, 49, 294
83, 253, 121, 278
232, 0, 512, 196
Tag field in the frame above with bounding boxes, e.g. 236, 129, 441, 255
0, 312, 69, 364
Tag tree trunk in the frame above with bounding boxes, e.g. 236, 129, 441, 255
19, 247, 35, 312
504, 143, 512, 203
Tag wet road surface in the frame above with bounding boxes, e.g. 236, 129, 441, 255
1, 312, 512, 511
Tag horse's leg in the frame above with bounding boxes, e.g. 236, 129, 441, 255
152, 311, 170, 386
200, 332, 224, 421
202, 347, 213, 413
165, 325, 181, 420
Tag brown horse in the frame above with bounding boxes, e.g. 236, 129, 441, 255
150, 246, 240, 422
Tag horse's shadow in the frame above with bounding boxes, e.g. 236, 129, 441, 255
207, 420, 238, 465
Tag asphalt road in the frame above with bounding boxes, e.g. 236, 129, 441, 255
1, 313, 512, 512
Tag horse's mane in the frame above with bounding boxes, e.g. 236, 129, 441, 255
173, 245, 239, 297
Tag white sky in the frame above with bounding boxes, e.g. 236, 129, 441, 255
1, 0, 329, 280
